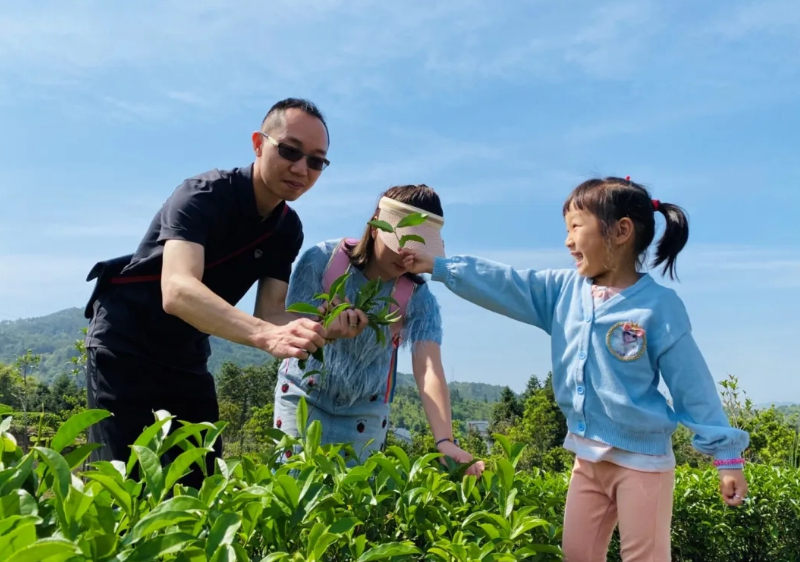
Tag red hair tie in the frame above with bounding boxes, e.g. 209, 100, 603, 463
652, 199, 660, 211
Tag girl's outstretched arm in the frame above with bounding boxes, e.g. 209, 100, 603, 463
401, 249, 569, 334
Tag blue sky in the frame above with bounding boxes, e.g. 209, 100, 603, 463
1, 0, 798, 404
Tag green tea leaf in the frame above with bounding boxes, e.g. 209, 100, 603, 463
33, 448, 70, 500
306, 419, 322, 455
373, 296, 400, 307
126, 413, 174, 475
510, 516, 550, 540
132, 445, 165, 501
61, 443, 102, 471
296, 397, 309, 439
275, 474, 301, 510
0, 518, 37, 558
4, 538, 80, 562
203, 421, 227, 451
328, 272, 350, 303
127, 533, 199, 562
164, 447, 212, 491
329, 516, 361, 535
322, 302, 352, 328
49, 409, 111, 453
491, 433, 512, 459
259, 554, 290, 562
496, 458, 514, 492
200, 474, 228, 508
395, 212, 429, 229
82, 473, 133, 520
241, 502, 264, 543
367, 219, 394, 233
372, 457, 404, 486
398, 234, 425, 248
356, 541, 420, 561
0, 454, 34, 496
410, 452, 441, 481
285, 303, 324, 316
385, 445, 411, 473
127, 511, 202, 545
159, 422, 215, 455
205, 512, 242, 558
0, 415, 12, 435
209, 544, 237, 562
175, 546, 209, 562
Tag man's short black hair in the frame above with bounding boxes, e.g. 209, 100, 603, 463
261, 98, 329, 142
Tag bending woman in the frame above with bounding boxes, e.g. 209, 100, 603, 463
273, 184, 484, 475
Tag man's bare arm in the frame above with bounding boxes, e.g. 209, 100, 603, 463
254, 276, 369, 340
253, 276, 300, 326
160, 239, 325, 359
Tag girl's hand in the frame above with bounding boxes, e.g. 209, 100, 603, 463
719, 469, 748, 506
437, 440, 486, 478
399, 248, 435, 275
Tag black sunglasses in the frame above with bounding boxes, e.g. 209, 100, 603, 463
261, 133, 330, 171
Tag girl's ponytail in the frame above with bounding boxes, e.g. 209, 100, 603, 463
652, 200, 689, 280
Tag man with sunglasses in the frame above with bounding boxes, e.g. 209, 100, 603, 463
83, 98, 367, 487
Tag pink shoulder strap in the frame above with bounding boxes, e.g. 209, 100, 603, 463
321, 237, 416, 339
322, 238, 356, 293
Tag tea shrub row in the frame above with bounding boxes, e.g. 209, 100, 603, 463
1, 402, 798, 561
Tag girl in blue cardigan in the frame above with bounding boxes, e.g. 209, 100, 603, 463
401, 176, 749, 562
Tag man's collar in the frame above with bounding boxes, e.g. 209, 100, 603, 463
236, 163, 286, 221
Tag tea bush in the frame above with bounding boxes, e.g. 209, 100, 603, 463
1, 402, 799, 561
0, 402, 564, 561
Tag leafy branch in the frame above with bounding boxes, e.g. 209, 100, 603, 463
285, 211, 429, 381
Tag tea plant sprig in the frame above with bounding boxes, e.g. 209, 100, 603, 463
367, 211, 429, 250
285, 212, 429, 379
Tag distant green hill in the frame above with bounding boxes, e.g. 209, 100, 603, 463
0, 308, 512, 410
394, 373, 507, 402
0, 307, 270, 382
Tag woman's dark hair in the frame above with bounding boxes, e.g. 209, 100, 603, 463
562, 177, 689, 280
349, 184, 443, 282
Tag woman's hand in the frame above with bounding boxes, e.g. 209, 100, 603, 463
437, 440, 485, 477
399, 248, 435, 275
318, 297, 368, 341
718, 469, 748, 506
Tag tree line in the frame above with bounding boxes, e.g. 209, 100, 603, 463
1, 333, 798, 472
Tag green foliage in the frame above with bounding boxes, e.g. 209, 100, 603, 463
216, 360, 279, 457
388, 386, 494, 437
0, 402, 566, 561
4, 402, 798, 561
0, 309, 273, 383
507, 375, 572, 474
489, 387, 524, 435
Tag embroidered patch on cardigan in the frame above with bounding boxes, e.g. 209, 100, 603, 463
606, 321, 647, 361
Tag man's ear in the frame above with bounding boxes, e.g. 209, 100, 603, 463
251, 131, 263, 156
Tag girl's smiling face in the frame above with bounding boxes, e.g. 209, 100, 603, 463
564, 205, 611, 280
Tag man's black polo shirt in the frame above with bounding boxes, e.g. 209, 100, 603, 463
85, 164, 303, 374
